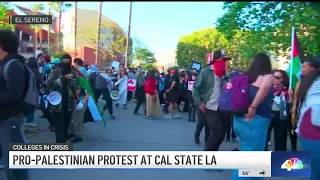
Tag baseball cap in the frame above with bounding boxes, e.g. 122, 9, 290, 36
51, 58, 61, 64
213, 50, 231, 60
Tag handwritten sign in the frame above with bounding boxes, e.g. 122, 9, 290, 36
188, 81, 195, 91
128, 79, 136, 92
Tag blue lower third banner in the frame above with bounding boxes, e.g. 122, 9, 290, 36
271, 151, 311, 177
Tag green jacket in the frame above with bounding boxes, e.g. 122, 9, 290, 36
47, 69, 80, 112
192, 66, 229, 106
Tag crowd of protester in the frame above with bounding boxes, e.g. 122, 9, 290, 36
1, 28, 320, 180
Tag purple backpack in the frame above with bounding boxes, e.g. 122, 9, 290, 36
219, 71, 250, 116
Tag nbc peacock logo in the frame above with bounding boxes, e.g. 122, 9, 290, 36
281, 158, 304, 171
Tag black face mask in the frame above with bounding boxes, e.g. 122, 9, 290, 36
61, 62, 71, 75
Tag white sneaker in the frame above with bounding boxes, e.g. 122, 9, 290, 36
173, 113, 181, 119
164, 115, 172, 120
268, 141, 271, 146
147, 116, 154, 120
26, 122, 38, 127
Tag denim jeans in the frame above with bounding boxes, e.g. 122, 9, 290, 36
0, 116, 30, 180
26, 110, 35, 123
231, 115, 270, 180
299, 137, 320, 180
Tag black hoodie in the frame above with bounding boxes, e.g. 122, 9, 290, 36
0, 54, 27, 121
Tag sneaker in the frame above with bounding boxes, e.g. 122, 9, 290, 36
26, 122, 38, 127
110, 116, 116, 120
173, 114, 181, 119
71, 137, 83, 143
153, 116, 159, 119
147, 116, 154, 120
134, 112, 141, 115
164, 115, 172, 120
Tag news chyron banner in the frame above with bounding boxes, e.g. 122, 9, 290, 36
9, 144, 311, 178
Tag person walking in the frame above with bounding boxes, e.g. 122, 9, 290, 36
47, 53, 80, 143
193, 50, 231, 150
144, 70, 161, 119
102, 68, 116, 120
231, 53, 274, 180
134, 71, 146, 115
0, 29, 30, 180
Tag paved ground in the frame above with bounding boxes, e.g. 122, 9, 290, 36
1, 100, 308, 180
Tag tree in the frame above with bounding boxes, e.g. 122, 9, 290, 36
81, 22, 127, 62
30, 4, 44, 56
175, 28, 228, 68
48, 2, 72, 51
216, 2, 320, 60
131, 45, 156, 70
0, 2, 14, 30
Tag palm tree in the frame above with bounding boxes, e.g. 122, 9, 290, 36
74, 2, 78, 57
30, 4, 44, 57
96, 2, 103, 65
49, 2, 72, 51
47, 3, 53, 54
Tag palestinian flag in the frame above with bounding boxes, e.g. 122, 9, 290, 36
287, 27, 303, 89
73, 66, 106, 127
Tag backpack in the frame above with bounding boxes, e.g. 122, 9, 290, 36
4, 59, 38, 115
95, 73, 108, 89
218, 71, 250, 116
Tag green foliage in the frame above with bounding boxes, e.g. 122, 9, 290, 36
176, 28, 228, 68
216, 2, 320, 60
81, 22, 127, 62
51, 50, 67, 59
0, 2, 14, 30
131, 45, 156, 70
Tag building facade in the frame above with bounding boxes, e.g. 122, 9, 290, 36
10, 5, 58, 58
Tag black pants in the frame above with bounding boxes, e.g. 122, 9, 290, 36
134, 98, 145, 114
288, 125, 298, 151
127, 91, 133, 101
158, 92, 165, 105
188, 103, 196, 121
265, 111, 288, 151
194, 108, 210, 142
102, 89, 113, 116
224, 115, 236, 140
52, 111, 73, 143
94, 89, 102, 103
203, 109, 227, 151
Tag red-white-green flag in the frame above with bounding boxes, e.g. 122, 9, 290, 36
288, 27, 303, 89
73, 66, 106, 127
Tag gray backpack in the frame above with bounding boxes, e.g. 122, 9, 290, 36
4, 59, 38, 114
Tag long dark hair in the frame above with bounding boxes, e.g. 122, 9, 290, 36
247, 53, 272, 83
273, 69, 289, 88
148, 69, 157, 79
298, 69, 320, 103
26, 57, 39, 68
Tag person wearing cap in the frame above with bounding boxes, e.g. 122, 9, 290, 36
193, 50, 231, 151
47, 53, 80, 143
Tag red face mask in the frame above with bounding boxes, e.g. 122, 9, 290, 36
212, 60, 226, 78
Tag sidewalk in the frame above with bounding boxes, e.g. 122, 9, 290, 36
1, 101, 307, 180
